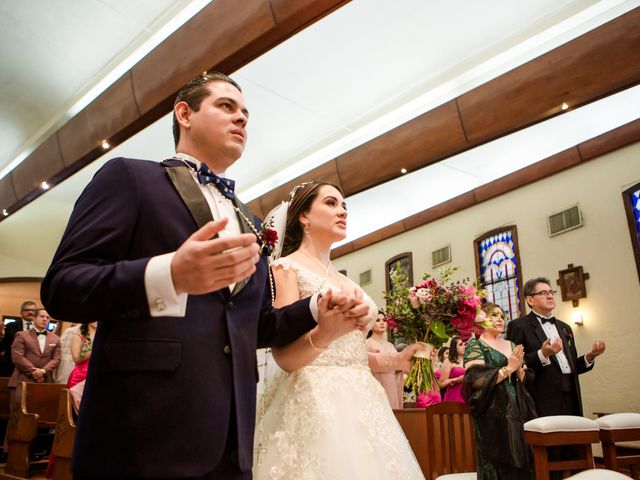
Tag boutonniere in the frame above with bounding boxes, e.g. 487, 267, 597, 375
258, 217, 278, 257
564, 327, 573, 347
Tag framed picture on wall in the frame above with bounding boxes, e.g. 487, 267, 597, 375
384, 252, 413, 293
557, 264, 587, 306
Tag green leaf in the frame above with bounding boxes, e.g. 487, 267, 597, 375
430, 320, 448, 339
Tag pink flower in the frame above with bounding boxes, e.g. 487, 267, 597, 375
415, 287, 433, 305
408, 288, 421, 309
386, 315, 399, 331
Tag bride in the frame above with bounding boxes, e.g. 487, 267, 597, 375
254, 182, 425, 480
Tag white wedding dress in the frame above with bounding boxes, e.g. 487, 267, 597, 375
253, 258, 424, 480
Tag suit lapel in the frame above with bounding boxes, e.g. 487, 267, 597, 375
528, 312, 561, 370
555, 321, 577, 371
28, 330, 43, 356
230, 198, 257, 297
163, 161, 214, 230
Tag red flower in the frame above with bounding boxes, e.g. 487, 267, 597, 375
261, 228, 278, 246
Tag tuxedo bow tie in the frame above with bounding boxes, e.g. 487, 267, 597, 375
34, 330, 47, 336
539, 316, 556, 325
184, 160, 235, 200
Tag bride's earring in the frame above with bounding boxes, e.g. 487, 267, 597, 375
304, 222, 311, 236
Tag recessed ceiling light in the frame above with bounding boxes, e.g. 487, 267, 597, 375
400, 168, 407, 174
41, 181, 50, 190
101, 140, 110, 150
561, 102, 569, 110
2, 209, 8, 217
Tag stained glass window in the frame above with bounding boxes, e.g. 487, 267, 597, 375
622, 183, 640, 282
474, 226, 525, 322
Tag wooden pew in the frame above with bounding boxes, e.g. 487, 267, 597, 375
0, 377, 10, 421
3, 382, 65, 478
395, 402, 476, 479
51, 389, 76, 480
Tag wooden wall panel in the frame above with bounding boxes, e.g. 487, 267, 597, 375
403, 192, 476, 231
578, 118, 640, 161
132, 0, 275, 115
0, 177, 17, 212
337, 101, 468, 195
12, 135, 66, 199
458, 8, 640, 144
58, 73, 139, 166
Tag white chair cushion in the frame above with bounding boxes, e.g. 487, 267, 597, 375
435, 474, 477, 480
566, 468, 632, 479
595, 413, 640, 430
524, 415, 599, 433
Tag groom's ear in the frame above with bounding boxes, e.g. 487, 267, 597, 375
174, 101, 192, 128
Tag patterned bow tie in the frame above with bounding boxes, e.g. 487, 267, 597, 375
539, 316, 556, 325
183, 160, 235, 200
34, 330, 47, 336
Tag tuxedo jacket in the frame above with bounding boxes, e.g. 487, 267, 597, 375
506, 311, 593, 416
0, 320, 25, 376
9, 329, 61, 387
41, 158, 316, 478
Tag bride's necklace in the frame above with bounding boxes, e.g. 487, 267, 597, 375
298, 248, 332, 293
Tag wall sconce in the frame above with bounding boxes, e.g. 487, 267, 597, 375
572, 311, 584, 326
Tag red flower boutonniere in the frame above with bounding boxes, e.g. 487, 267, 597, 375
258, 218, 278, 257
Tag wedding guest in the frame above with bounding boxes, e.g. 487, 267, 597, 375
366, 310, 418, 409
0, 300, 37, 376
53, 323, 81, 384
436, 346, 449, 399
253, 181, 424, 479
440, 336, 466, 403
67, 322, 96, 389
463, 302, 536, 480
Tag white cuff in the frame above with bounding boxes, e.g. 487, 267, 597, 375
308, 293, 320, 323
584, 356, 594, 368
144, 252, 188, 317
538, 349, 551, 366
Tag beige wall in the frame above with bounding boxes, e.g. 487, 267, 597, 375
333, 141, 640, 416
0, 280, 42, 319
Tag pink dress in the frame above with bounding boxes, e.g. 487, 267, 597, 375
443, 365, 466, 403
366, 337, 405, 409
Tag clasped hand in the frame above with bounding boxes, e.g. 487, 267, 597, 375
541, 337, 563, 358
312, 288, 370, 348
507, 344, 525, 372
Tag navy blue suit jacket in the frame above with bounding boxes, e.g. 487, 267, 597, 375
41, 157, 316, 478
506, 311, 593, 417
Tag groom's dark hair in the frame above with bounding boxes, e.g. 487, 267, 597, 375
172, 71, 242, 147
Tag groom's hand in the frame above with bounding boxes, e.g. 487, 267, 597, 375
172, 219, 260, 294
327, 288, 370, 331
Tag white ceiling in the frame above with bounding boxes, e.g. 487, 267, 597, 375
1, 0, 639, 277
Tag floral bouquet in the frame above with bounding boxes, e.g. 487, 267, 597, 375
385, 264, 486, 395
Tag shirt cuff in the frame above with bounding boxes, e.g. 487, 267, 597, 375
584, 356, 594, 368
538, 349, 551, 366
144, 252, 188, 317
308, 293, 320, 323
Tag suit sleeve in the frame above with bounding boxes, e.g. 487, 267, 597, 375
11, 334, 36, 375
507, 320, 543, 369
41, 158, 150, 323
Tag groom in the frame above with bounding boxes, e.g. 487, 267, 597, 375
41, 72, 367, 480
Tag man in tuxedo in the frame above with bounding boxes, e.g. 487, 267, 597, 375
0, 300, 37, 377
41, 72, 368, 480
506, 277, 606, 417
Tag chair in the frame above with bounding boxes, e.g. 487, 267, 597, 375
524, 415, 600, 480
425, 402, 476, 480
394, 408, 429, 475
595, 413, 640, 479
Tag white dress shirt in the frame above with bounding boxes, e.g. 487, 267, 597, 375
534, 310, 592, 371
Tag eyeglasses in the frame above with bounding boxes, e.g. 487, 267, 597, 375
530, 290, 557, 297
22, 309, 36, 313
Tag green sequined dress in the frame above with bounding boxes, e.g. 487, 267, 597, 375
464, 338, 535, 480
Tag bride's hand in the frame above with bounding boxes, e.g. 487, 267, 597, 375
397, 343, 426, 372
326, 288, 370, 331
314, 289, 368, 345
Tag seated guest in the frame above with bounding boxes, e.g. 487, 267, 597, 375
440, 336, 466, 403
367, 311, 423, 409
463, 302, 536, 480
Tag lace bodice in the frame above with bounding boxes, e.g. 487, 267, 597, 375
272, 257, 377, 368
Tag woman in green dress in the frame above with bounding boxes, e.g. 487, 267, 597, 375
463, 302, 536, 480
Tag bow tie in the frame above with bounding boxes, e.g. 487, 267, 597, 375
539, 316, 556, 325
184, 160, 235, 200
34, 330, 47, 336
24, 322, 33, 329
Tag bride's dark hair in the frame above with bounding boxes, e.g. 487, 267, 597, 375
280, 181, 343, 257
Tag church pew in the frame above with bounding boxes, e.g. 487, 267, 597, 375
0, 377, 10, 421
51, 388, 76, 480
3, 382, 65, 478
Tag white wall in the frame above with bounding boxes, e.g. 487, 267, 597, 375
333, 141, 640, 416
